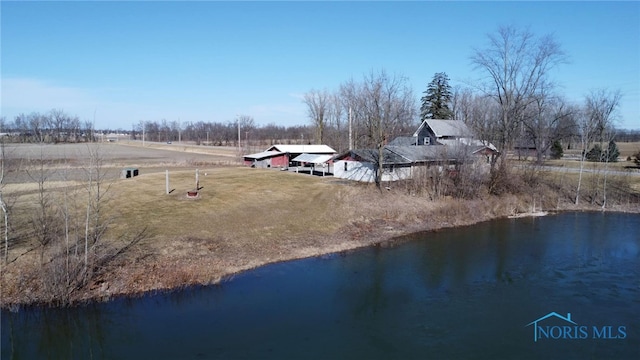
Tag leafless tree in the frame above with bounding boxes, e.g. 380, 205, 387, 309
521, 91, 577, 163
0, 140, 10, 262
471, 26, 567, 160
83, 143, 112, 280
451, 86, 475, 123
347, 70, 417, 188
575, 108, 597, 205
587, 89, 621, 208
26, 146, 61, 265
303, 89, 331, 144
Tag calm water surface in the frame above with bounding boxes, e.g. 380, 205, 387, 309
2, 212, 639, 359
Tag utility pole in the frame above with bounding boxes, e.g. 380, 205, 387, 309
349, 107, 353, 150
237, 116, 241, 155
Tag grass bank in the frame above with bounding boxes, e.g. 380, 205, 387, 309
1, 163, 639, 308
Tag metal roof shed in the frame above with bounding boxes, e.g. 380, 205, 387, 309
291, 153, 334, 164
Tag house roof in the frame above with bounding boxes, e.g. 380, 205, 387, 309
413, 119, 472, 138
438, 138, 498, 153
336, 145, 462, 165
386, 145, 457, 163
337, 149, 410, 165
243, 150, 284, 160
266, 144, 336, 154
387, 136, 419, 146
291, 153, 333, 164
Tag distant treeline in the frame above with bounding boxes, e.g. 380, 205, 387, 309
0, 111, 317, 148
1, 110, 639, 152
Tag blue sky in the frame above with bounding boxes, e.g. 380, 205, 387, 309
2, 1, 639, 130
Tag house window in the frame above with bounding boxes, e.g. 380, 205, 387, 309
344, 162, 348, 171
423, 137, 430, 145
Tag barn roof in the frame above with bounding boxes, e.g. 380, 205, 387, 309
292, 153, 334, 164
243, 150, 284, 160
266, 144, 336, 154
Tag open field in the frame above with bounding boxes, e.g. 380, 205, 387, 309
1, 143, 639, 307
2, 142, 241, 185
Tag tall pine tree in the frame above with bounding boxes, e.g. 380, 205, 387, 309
420, 72, 453, 121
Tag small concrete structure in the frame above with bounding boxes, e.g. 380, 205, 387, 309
121, 167, 139, 179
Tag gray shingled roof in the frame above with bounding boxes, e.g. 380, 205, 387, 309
386, 145, 455, 163
388, 136, 419, 146
348, 148, 411, 165
413, 119, 472, 138
342, 145, 461, 165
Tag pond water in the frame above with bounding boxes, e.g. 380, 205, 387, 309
2, 212, 639, 359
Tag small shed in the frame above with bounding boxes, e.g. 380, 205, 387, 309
243, 151, 288, 168
121, 167, 139, 179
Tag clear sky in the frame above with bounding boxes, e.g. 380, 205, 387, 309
2, 1, 639, 130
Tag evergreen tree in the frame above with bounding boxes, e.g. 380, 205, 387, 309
586, 141, 619, 162
585, 144, 603, 162
420, 72, 453, 121
606, 140, 619, 162
550, 140, 563, 159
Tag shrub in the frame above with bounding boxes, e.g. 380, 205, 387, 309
550, 140, 563, 159
586, 141, 619, 162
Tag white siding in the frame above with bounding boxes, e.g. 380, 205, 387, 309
334, 160, 413, 183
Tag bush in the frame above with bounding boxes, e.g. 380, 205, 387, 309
550, 140, 563, 159
585, 144, 603, 162
586, 141, 619, 162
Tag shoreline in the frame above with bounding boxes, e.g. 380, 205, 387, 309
3, 201, 637, 311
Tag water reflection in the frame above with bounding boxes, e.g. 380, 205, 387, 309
2, 212, 639, 359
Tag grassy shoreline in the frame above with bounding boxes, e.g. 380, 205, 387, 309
1, 143, 639, 309
2, 173, 637, 310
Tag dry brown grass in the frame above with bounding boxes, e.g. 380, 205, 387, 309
2, 143, 639, 307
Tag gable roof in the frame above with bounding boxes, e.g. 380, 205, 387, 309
388, 136, 420, 146
266, 144, 336, 154
413, 119, 472, 138
336, 148, 410, 165
437, 138, 498, 153
243, 150, 285, 160
336, 145, 463, 165
386, 145, 473, 163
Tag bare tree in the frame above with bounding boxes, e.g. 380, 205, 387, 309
471, 26, 567, 161
349, 70, 416, 188
451, 86, 475, 123
303, 89, 331, 144
83, 143, 112, 280
0, 140, 10, 262
237, 115, 255, 154
522, 91, 576, 164
586, 89, 621, 208
575, 107, 597, 205
26, 146, 61, 264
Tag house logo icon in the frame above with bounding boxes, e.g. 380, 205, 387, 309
526, 312, 627, 342
526, 312, 577, 342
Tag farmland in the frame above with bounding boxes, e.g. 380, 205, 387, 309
1, 142, 639, 307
